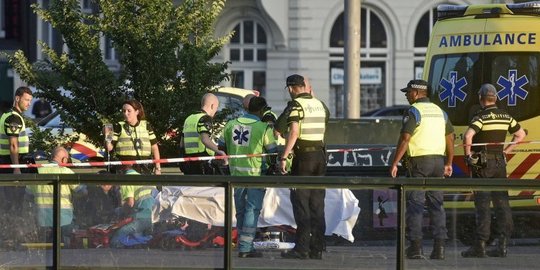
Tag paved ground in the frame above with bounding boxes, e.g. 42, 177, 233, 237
1, 240, 540, 269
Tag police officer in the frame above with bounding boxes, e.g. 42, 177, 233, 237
29, 147, 82, 246
181, 93, 226, 175
220, 96, 277, 258
390, 79, 454, 260
0, 86, 32, 174
461, 83, 526, 258
105, 99, 161, 174
278, 74, 329, 260
0, 86, 32, 245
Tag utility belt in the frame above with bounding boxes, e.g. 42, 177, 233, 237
402, 155, 444, 170
469, 150, 505, 169
293, 139, 325, 153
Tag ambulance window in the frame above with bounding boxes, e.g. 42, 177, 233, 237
486, 53, 540, 121
428, 53, 482, 125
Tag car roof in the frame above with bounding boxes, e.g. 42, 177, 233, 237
215, 87, 259, 98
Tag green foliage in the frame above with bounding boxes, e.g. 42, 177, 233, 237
6, 0, 230, 155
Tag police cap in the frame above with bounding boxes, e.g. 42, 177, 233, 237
400, 79, 429, 92
478, 83, 498, 96
286, 74, 306, 87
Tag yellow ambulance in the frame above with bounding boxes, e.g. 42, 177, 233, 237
423, 1, 540, 243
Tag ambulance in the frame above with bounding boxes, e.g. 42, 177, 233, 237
423, 1, 540, 243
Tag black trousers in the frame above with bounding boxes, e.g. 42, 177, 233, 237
180, 153, 215, 175
0, 155, 29, 214
290, 149, 327, 253
472, 157, 513, 241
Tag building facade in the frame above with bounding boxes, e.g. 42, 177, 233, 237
1, 0, 513, 116
214, 0, 505, 115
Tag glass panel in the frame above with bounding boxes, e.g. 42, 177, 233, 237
244, 49, 253, 61
360, 61, 386, 113
231, 70, 244, 88
230, 49, 240, 61
428, 53, 481, 125
361, 8, 366, 48
488, 52, 540, 122
256, 24, 266, 44
231, 24, 240, 44
253, 71, 266, 95
414, 11, 430, 48
370, 12, 387, 48
257, 49, 267, 61
330, 13, 344, 47
243, 21, 254, 44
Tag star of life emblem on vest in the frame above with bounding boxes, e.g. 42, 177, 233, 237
232, 125, 251, 146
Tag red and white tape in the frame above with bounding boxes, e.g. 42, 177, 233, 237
1, 141, 539, 169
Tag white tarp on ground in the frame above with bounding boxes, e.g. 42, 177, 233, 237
153, 187, 361, 242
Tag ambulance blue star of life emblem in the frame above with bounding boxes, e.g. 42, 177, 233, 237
439, 71, 468, 107
233, 125, 250, 146
497, 69, 529, 106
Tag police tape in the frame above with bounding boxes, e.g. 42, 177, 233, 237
2, 141, 540, 169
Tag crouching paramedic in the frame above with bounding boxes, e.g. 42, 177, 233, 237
220, 96, 277, 258
28, 146, 83, 247
110, 166, 155, 248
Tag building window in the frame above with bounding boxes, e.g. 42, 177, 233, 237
226, 20, 267, 94
4, 0, 22, 40
104, 36, 117, 61
0, 0, 5, 38
414, 6, 445, 79
329, 7, 389, 118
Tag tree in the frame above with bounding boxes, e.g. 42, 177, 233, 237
7, 0, 230, 156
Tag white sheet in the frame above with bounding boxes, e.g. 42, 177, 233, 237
153, 187, 360, 242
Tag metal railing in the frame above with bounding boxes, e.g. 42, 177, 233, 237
1, 173, 540, 270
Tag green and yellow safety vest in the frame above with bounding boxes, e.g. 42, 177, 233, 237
183, 112, 214, 156
114, 120, 152, 158
223, 116, 277, 176
32, 166, 77, 210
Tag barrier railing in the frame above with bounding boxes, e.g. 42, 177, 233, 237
1, 174, 540, 270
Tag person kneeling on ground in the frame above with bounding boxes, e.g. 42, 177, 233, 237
110, 166, 156, 248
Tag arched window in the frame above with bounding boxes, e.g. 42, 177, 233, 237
227, 20, 267, 95
329, 7, 389, 117
413, 7, 440, 79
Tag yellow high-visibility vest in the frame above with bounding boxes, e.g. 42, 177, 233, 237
407, 102, 446, 157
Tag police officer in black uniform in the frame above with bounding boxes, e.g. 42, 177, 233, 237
461, 83, 526, 258
278, 74, 330, 260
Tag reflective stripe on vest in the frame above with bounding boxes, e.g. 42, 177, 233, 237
33, 166, 76, 209
295, 98, 326, 141
0, 110, 29, 155
407, 102, 446, 157
124, 170, 154, 201
115, 120, 152, 157
183, 113, 214, 155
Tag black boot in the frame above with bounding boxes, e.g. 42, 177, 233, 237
406, 239, 423, 259
430, 239, 445, 260
487, 237, 508, 257
461, 240, 487, 258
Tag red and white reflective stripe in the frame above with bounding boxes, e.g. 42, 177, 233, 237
3, 140, 540, 169
0, 153, 278, 169
456, 140, 540, 147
